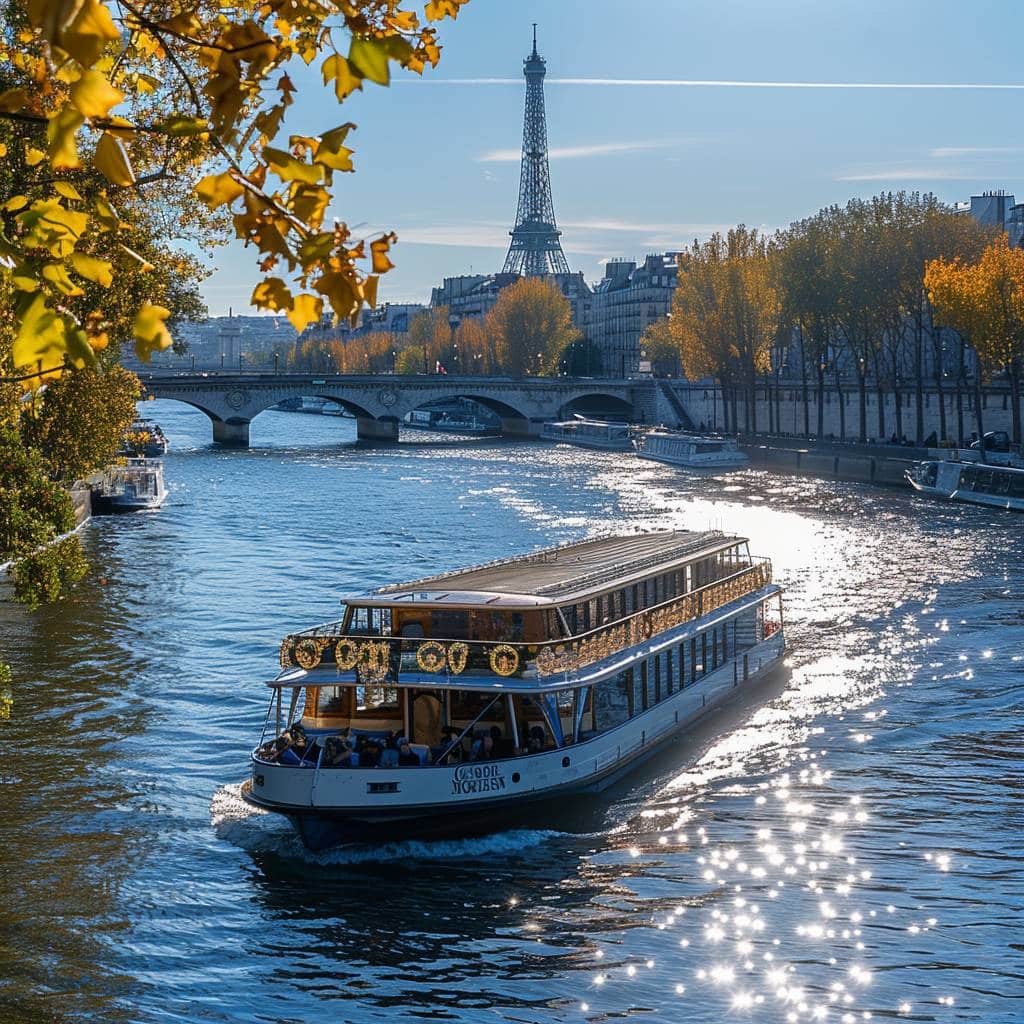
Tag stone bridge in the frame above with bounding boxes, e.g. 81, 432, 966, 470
138, 371, 657, 444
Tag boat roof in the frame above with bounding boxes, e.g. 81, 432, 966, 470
346, 531, 740, 609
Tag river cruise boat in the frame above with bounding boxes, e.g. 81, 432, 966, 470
242, 530, 785, 850
906, 457, 1024, 511
120, 417, 168, 457
541, 418, 633, 451
95, 457, 167, 512
636, 430, 749, 471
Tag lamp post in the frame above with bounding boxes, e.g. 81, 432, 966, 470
448, 312, 460, 375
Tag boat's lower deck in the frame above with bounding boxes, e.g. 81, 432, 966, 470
244, 628, 785, 849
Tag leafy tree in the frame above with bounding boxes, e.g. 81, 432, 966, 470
408, 306, 454, 373
395, 344, 425, 375
925, 235, 1024, 444
0, 425, 87, 607
1, 0, 470, 386
638, 319, 678, 377
669, 228, 777, 432
21, 365, 141, 480
557, 335, 603, 377
453, 316, 495, 375
487, 278, 579, 377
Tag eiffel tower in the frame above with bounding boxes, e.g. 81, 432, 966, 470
502, 25, 571, 277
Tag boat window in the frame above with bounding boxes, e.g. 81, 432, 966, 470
468, 610, 523, 642
563, 604, 578, 634
349, 607, 391, 636
592, 672, 630, 731
653, 655, 662, 703
430, 609, 470, 639
357, 684, 399, 713
315, 685, 352, 717
638, 660, 649, 712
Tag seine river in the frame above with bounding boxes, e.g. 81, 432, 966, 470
2, 400, 1022, 1024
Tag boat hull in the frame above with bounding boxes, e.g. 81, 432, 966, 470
243, 630, 785, 851
637, 450, 749, 471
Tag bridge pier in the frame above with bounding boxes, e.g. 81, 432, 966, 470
212, 419, 251, 446
500, 416, 543, 439
356, 416, 399, 443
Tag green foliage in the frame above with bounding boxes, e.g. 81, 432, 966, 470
395, 345, 426, 375
20, 366, 141, 481
0, 425, 88, 609
0, 426, 76, 555
488, 278, 580, 377
12, 536, 88, 610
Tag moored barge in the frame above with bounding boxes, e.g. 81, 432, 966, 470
242, 531, 785, 850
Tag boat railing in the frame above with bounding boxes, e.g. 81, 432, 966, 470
278, 559, 773, 682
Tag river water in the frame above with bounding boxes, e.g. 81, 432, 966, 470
1, 400, 1022, 1024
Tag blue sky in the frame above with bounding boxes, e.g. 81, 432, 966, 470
200, 0, 1024, 316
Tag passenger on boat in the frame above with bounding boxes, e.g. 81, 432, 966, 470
323, 736, 355, 768
355, 735, 380, 767
524, 725, 545, 755
398, 737, 421, 767
471, 734, 495, 761
435, 727, 464, 765
379, 732, 400, 768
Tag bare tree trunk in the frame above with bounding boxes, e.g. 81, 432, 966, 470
956, 340, 966, 444
836, 372, 846, 440
766, 376, 775, 434
816, 364, 825, 439
1009, 361, 1022, 446
894, 387, 904, 443
800, 328, 810, 438
857, 370, 868, 442
974, 377, 986, 451
914, 319, 925, 444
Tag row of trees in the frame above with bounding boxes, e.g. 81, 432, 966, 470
272, 277, 586, 378
652, 192, 1024, 444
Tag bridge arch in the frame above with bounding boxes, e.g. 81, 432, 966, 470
558, 391, 634, 421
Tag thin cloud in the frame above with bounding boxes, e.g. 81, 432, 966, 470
561, 217, 729, 234
478, 140, 669, 163
418, 77, 1024, 91
930, 146, 1024, 158
837, 169, 985, 182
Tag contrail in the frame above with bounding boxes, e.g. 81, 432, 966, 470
413, 77, 1024, 91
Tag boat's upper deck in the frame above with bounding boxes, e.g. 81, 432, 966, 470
350, 531, 737, 609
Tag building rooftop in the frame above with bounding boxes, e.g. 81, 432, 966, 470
352, 531, 736, 608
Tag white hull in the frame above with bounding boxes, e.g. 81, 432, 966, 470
637, 449, 749, 471
541, 434, 633, 452
907, 478, 1024, 512
246, 628, 785, 846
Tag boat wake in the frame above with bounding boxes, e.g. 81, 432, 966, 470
210, 782, 566, 864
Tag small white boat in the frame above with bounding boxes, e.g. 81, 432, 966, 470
906, 455, 1024, 511
541, 417, 633, 451
241, 530, 785, 851
636, 430, 749, 471
99, 458, 167, 512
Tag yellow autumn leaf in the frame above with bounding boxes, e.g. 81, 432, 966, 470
70, 251, 114, 287
263, 147, 324, 185
95, 132, 135, 186
58, 0, 121, 69
322, 53, 363, 101
42, 262, 85, 296
195, 172, 244, 209
286, 293, 323, 333
25, 143, 45, 166
12, 291, 94, 377
370, 236, 395, 274
54, 181, 83, 201
70, 69, 124, 117
0, 143, 6, 158
133, 303, 173, 361
47, 105, 84, 169
315, 123, 355, 172
252, 277, 292, 311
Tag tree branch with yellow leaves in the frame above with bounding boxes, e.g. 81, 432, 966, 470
0, 0, 472, 384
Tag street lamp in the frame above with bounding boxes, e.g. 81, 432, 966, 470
448, 312, 460, 374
